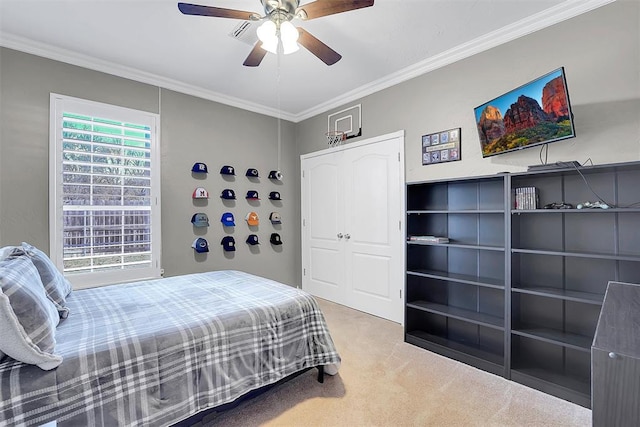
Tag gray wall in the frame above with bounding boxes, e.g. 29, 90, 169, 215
297, 0, 640, 183
159, 89, 300, 285
0, 48, 158, 249
0, 48, 301, 287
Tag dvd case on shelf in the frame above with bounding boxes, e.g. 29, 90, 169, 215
513, 186, 539, 210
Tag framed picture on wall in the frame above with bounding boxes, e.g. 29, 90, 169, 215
422, 128, 461, 165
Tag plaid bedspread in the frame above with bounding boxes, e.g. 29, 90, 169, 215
0, 270, 341, 426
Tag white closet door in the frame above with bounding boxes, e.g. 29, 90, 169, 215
301, 150, 346, 303
301, 131, 405, 324
343, 138, 403, 323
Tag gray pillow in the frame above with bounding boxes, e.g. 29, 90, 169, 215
0, 246, 20, 361
21, 242, 72, 319
0, 245, 20, 261
0, 255, 62, 370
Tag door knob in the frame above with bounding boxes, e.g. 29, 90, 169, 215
345, 234, 351, 240
337, 233, 343, 239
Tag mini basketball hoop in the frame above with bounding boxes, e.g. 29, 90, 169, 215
326, 130, 346, 147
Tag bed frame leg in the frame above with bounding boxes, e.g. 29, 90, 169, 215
317, 365, 325, 383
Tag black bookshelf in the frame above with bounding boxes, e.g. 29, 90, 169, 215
405, 161, 640, 408
405, 175, 509, 378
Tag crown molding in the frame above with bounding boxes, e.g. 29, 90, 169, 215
0, 32, 296, 122
293, 0, 616, 122
0, 0, 614, 123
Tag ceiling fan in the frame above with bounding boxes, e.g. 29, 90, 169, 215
177, 0, 374, 67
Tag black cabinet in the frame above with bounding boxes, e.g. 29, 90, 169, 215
592, 281, 640, 426
405, 161, 640, 408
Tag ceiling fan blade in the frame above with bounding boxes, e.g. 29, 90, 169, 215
297, 28, 342, 66
297, 0, 374, 20
178, 3, 257, 20
243, 42, 268, 67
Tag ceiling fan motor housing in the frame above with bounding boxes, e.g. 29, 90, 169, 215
262, 0, 299, 21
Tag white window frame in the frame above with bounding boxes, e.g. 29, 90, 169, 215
49, 93, 161, 289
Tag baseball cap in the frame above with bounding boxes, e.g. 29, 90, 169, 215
269, 191, 282, 200
270, 233, 283, 245
246, 168, 259, 177
192, 237, 209, 253
246, 190, 260, 200
193, 187, 209, 199
269, 212, 282, 224
192, 162, 208, 173
246, 234, 260, 245
191, 213, 209, 227
245, 212, 259, 226
221, 236, 236, 251
220, 165, 235, 175
220, 189, 236, 200
221, 212, 235, 226
268, 170, 283, 180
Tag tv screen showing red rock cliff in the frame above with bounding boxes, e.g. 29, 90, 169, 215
474, 67, 576, 158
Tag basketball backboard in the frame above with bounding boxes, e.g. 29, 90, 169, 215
327, 104, 362, 140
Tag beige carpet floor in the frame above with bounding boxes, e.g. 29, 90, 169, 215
199, 298, 591, 426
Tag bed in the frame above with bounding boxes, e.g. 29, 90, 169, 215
0, 253, 341, 427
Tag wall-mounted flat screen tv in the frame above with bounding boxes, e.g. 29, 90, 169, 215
474, 67, 576, 158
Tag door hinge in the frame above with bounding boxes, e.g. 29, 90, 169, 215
303, 268, 306, 276
400, 289, 402, 298
302, 170, 305, 178
398, 152, 400, 161
399, 220, 401, 230
303, 219, 306, 226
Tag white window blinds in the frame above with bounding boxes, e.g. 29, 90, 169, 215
50, 94, 161, 288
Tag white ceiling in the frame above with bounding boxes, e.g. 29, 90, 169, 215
0, 0, 612, 122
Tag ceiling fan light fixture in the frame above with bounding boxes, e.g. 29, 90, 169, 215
257, 18, 299, 55
280, 21, 300, 54
261, 39, 279, 54
257, 20, 278, 53
281, 39, 300, 54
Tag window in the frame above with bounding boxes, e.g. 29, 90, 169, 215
50, 94, 161, 288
